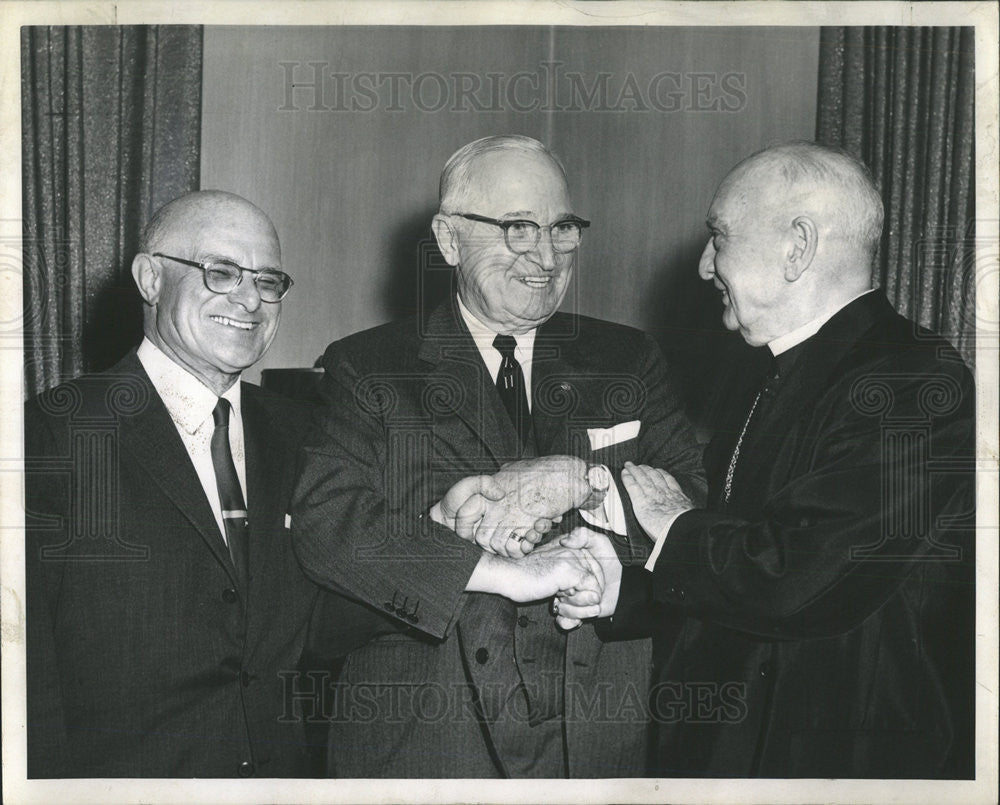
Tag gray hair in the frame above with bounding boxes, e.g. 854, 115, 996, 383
731, 141, 884, 258
438, 135, 566, 213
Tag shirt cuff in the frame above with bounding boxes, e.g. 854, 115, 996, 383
579, 472, 628, 535
643, 510, 687, 571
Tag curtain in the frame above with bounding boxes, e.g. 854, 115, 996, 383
816, 27, 976, 367
21, 26, 203, 398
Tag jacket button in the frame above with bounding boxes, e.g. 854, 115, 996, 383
222, 588, 238, 604
240, 670, 252, 687
237, 760, 254, 777
758, 661, 771, 678
517, 615, 530, 627
475, 648, 489, 664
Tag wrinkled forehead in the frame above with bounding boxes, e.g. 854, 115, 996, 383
463, 151, 572, 215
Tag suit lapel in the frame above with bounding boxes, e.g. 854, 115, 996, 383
530, 316, 598, 457
418, 302, 520, 464
114, 354, 240, 589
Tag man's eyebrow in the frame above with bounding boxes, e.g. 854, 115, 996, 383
705, 216, 725, 232
199, 251, 282, 271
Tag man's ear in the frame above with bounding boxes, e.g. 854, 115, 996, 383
785, 215, 817, 281
431, 214, 460, 266
132, 254, 162, 305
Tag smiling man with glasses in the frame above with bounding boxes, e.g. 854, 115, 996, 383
293, 135, 705, 778
24, 190, 379, 777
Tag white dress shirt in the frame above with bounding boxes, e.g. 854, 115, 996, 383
137, 338, 246, 542
457, 295, 537, 410
457, 296, 628, 535
644, 289, 877, 571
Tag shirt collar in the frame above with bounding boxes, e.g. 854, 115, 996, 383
456, 295, 538, 357
137, 338, 242, 435
768, 289, 876, 357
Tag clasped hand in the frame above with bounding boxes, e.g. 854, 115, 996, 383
433, 456, 619, 629
430, 455, 608, 558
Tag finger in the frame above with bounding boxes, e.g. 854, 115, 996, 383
477, 475, 507, 502
558, 526, 593, 550
453, 494, 487, 541
556, 587, 600, 606
621, 463, 654, 498
490, 525, 522, 558
655, 468, 682, 493
532, 517, 553, 536
577, 548, 606, 594
555, 602, 601, 621
523, 527, 545, 545
555, 615, 583, 631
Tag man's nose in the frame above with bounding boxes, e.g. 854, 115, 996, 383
528, 228, 559, 272
228, 270, 263, 312
697, 240, 716, 281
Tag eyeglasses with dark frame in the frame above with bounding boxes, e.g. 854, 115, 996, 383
152, 253, 294, 302
455, 213, 591, 254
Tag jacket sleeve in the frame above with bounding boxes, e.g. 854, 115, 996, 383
624, 363, 975, 641
23, 401, 70, 777
291, 345, 483, 641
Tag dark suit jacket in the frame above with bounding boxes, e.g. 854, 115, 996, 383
24, 351, 370, 778
292, 300, 706, 777
608, 292, 975, 778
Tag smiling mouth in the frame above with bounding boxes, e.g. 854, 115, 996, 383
210, 315, 258, 331
518, 276, 552, 289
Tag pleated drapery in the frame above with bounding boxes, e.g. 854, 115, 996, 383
21, 26, 203, 397
816, 27, 976, 366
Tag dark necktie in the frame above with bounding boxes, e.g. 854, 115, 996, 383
723, 356, 781, 505
211, 398, 249, 590
493, 334, 532, 448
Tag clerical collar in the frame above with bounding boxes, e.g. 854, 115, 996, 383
768, 289, 876, 357
456, 295, 538, 355
137, 337, 241, 435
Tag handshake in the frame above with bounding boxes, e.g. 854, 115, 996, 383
429, 455, 623, 630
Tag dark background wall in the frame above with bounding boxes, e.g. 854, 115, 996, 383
200, 26, 819, 416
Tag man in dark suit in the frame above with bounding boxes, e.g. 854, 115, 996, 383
24, 190, 372, 777
292, 135, 705, 777
563, 142, 976, 778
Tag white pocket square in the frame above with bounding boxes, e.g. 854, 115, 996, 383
284, 513, 292, 529
587, 420, 641, 451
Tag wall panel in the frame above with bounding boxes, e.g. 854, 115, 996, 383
201, 25, 819, 402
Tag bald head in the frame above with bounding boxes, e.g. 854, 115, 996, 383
721, 142, 884, 270
139, 190, 280, 259
700, 142, 883, 346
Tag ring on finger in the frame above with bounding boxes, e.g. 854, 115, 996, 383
508, 530, 524, 543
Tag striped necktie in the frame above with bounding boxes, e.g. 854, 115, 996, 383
211, 398, 249, 591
